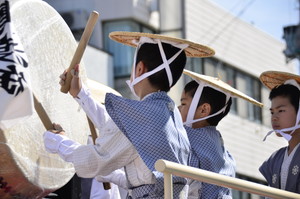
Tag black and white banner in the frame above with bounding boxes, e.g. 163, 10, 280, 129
0, 0, 33, 129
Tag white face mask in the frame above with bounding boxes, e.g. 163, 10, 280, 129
126, 37, 188, 99
263, 79, 300, 142
183, 80, 231, 127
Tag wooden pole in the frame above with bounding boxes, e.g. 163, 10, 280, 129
33, 93, 52, 130
60, 11, 99, 93
87, 117, 97, 145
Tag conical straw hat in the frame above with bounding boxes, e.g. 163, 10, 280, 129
109, 31, 215, 58
184, 69, 263, 107
87, 79, 121, 104
260, 70, 300, 90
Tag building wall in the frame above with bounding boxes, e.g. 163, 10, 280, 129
185, 0, 296, 180
44, 0, 159, 49
83, 46, 114, 87
185, 0, 295, 76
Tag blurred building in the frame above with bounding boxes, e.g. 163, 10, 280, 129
43, 0, 297, 198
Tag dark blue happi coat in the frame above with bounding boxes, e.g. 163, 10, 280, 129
105, 92, 191, 198
259, 145, 300, 193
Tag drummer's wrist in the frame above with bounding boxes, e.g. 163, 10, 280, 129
59, 139, 80, 162
43, 131, 69, 153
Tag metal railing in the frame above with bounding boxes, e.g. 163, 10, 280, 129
155, 159, 300, 199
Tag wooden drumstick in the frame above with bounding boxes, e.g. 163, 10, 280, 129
87, 117, 97, 145
33, 93, 53, 130
87, 116, 112, 190
60, 11, 99, 93
60, 10, 111, 190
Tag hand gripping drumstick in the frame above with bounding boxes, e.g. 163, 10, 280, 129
33, 95, 111, 190
33, 13, 100, 125
60, 11, 112, 190
60, 11, 99, 93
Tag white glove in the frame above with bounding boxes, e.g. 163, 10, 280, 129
43, 131, 80, 162
95, 169, 128, 189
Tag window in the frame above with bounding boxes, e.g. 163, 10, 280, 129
204, 58, 238, 114
261, 87, 272, 127
225, 67, 237, 114
186, 57, 204, 74
204, 58, 217, 76
103, 20, 154, 77
236, 72, 250, 118
252, 78, 262, 123
236, 72, 262, 123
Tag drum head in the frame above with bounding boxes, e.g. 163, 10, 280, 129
0, 0, 90, 198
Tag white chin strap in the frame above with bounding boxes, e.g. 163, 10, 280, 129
183, 80, 231, 127
263, 79, 300, 142
126, 37, 189, 99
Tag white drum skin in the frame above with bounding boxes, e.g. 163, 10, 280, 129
0, 0, 90, 198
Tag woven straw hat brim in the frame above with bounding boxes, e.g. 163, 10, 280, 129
260, 70, 300, 90
109, 31, 215, 58
87, 79, 121, 104
184, 70, 263, 107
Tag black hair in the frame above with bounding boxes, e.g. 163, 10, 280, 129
184, 80, 232, 126
269, 83, 300, 112
135, 42, 187, 92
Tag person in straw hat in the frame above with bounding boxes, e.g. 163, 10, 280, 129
259, 71, 300, 194
43, 31, 215, 198
178, 70, 263, 199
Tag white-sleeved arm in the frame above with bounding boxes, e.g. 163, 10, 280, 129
43, 129, 139, 178
43, 131, 81, 162
72, 123, 139, 178
75, 86, 109, 131
45, 86, 139, 179
43, 86, 139, 178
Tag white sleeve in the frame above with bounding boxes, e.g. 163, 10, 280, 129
72, 126, 139, 178
95, 169, 128, 190
44, 129, 139, 179
75, 86, 110, 131
70, 86, 139, 178
43, 131, 81, 162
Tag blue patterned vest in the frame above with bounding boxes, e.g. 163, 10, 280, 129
186, 126, 236, 198
105, 92, 191, 198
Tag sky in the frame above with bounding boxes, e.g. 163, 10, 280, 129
209, 0, 299, 42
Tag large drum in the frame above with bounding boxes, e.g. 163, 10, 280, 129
0, 0, 90, 198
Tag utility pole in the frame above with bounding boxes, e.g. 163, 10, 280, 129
282, 0, 300, 63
